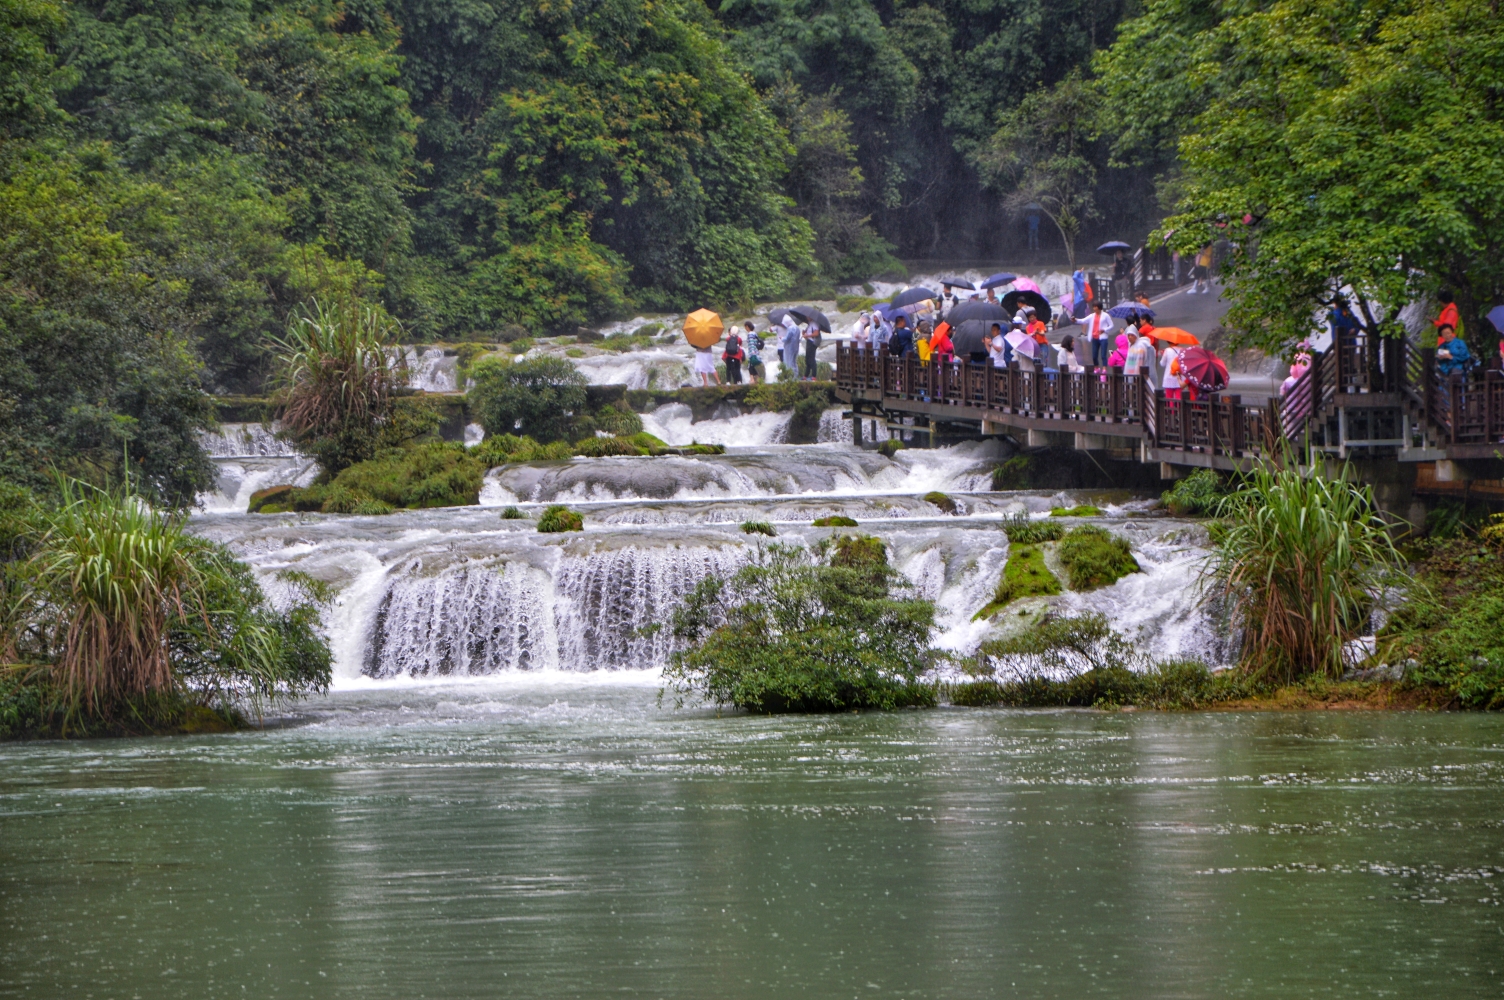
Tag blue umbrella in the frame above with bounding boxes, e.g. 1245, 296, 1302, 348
890, 286, 938, 308
1487, 304, 1504, 334
1097, 241, 1132, 254
940, 277, 976, 290
979, 272, 1017, 290
1109, 303, 1154, 320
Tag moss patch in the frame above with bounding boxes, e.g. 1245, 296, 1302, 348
1050, 504, 1104, 517
294, 441, 485, 512
975, 543, 1062, 618
923, 491, 957, 514
812, 515, 859, 527
1057, 525, 1139, 590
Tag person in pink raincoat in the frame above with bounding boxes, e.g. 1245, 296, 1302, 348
1107, 333, 1131, 368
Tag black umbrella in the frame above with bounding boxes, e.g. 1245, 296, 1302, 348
891, 286, 938, 309
951, 319, 991, 357
1001, 289, 1053, 323
1097, 241, 1132, 254
939, 277, 976, 290
789, 305, 831, 333
767, 307, 796, 326
979, 272, 1017, 290
947, 299, 1009, 325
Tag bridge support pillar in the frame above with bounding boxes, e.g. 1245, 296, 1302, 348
1159, 462, 1185, 481
1074, 432, 1111, 451
1434, 459, 1472, 483
1027, 429, 1074, 448
980, 419, 1007, 436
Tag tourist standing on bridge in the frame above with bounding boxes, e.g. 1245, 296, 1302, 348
1436, 324, 1472, 377
1084, 301, 1114, 369
1434, 291, 1461, 346
852, 312, 872, 351
802, 320, 822, 380
989, 323, 1009, 367
1160, 338, 1185, 399
1056, 334, 1085, 373
930, 321, 954, 365
889, 315, 914, 358
1124, 327, 1157, 385
1108, 333, 1130, 368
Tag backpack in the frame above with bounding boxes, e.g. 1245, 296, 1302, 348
722, 334, 742, 361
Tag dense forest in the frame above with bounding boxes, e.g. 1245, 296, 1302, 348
2, 0, 1497, 503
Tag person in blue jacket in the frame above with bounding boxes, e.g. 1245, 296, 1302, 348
1436, 324, 1472, 377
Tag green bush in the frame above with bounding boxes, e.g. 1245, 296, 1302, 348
878, 438, 907, 458
510, 337, 535, 354
923, 491, 957, 514
1382, 536, 1504, 708
313, 441, 487, 510
572, 436, 646, 457
664, 537, 937, 712
1000, 513, 1064, 545
813, 515, 859, 526
991, 455, 1032, 490
500, 506, 529, 520
1050, 504, 1103, 517
1057, 526, 1139, 590
468, 356, 588, 443
1161, 468, 1227, 516
593, 404, 644, 437
472, 433, 575, 466
537, 505, 584, 532
976, 543, 1061, 617
741, 521, 776, 536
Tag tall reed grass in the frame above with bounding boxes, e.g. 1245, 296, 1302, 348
273, 298, 407, 448
1210, 464, 1403, 682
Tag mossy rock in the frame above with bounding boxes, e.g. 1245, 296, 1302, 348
812, 515, 859, 527
923, 491, 957, 514
538, 505, 584, 532
878, 439, 906, 458
1050, 504, 1104, 517
248, 484, 297, 514
1057, 525, 1140, 591
1000, 514, 1064, 545
974, 543, 1062, 619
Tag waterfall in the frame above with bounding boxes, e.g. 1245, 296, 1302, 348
404, 347, 459, 393
199, 423, 297, 457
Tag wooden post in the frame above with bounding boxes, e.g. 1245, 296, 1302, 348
1226, 395, 1243, 455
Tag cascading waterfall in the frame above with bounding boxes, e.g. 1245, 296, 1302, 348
404, 347, 459, 393
197, 423, 318, 513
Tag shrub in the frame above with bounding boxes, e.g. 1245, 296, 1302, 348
1162, 468, 1227, 516
510, 337, 535, 354
1050, 504, 1103, 517
991, 455, 1032, 490
594, 404, 645, 437
813, 515, 858, 526
1000, 513, 1063, 545
500, 506, 529, 520
1057, 526, 1139, 590
1211, 464, 1404, 683
976, 543, 1061, 617
665, 538, 937, 712
572, 436, 645, 457
471, 433, 575, 467
468, 355, 588, 442
741, 521, 776, 536
537, 505, 584, 532
923, 491, 957, 514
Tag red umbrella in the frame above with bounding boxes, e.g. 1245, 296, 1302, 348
1177, 346, 1228, 393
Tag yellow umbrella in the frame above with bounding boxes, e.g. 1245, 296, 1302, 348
683, 309, 723, 349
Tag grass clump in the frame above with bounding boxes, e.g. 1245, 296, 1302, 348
471, 433, 575, 466
664, 536, 937, 713
923, 491, 957, 514
741, 521, 776, 537
500, 506, 528, 520
1162, 468, 1227, 516
572, 436, 646, 458
813, 515, 859, 527
1000, 513, 1063, 544
565, 347, 586, 358
1211, 463, 1403, 684
537, 505, 584, 533
975, 543, 1062, 618
1050, 504, 1103, 517
1057, 525, 1139, 591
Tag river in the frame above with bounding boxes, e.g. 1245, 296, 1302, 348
4, 684, 1504, 997
4, 351, 1498, 996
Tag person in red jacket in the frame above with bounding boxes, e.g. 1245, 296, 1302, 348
1434, 290, 1460, 346
929, 321, 954, 364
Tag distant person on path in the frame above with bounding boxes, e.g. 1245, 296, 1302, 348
802, 321, 822, 380
780, 315, 801, 376
1190, 245, 1214, 294
1084, 301, 1114, 369
693, 341, 721, 387
744, 322, 765, 384
1112, 248, 1132, 301
722, 325, 744, 384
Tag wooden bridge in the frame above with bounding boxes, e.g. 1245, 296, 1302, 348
834, 339, 1504, 477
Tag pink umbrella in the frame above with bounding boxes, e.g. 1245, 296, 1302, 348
1004, 329, 1037, 358
1011, 277, 1041, 294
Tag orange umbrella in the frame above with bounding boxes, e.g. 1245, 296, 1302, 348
1149, 326, 1200, 346
683, 308, 723, 349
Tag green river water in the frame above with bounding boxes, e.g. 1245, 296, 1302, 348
4, 679, 1503, 998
